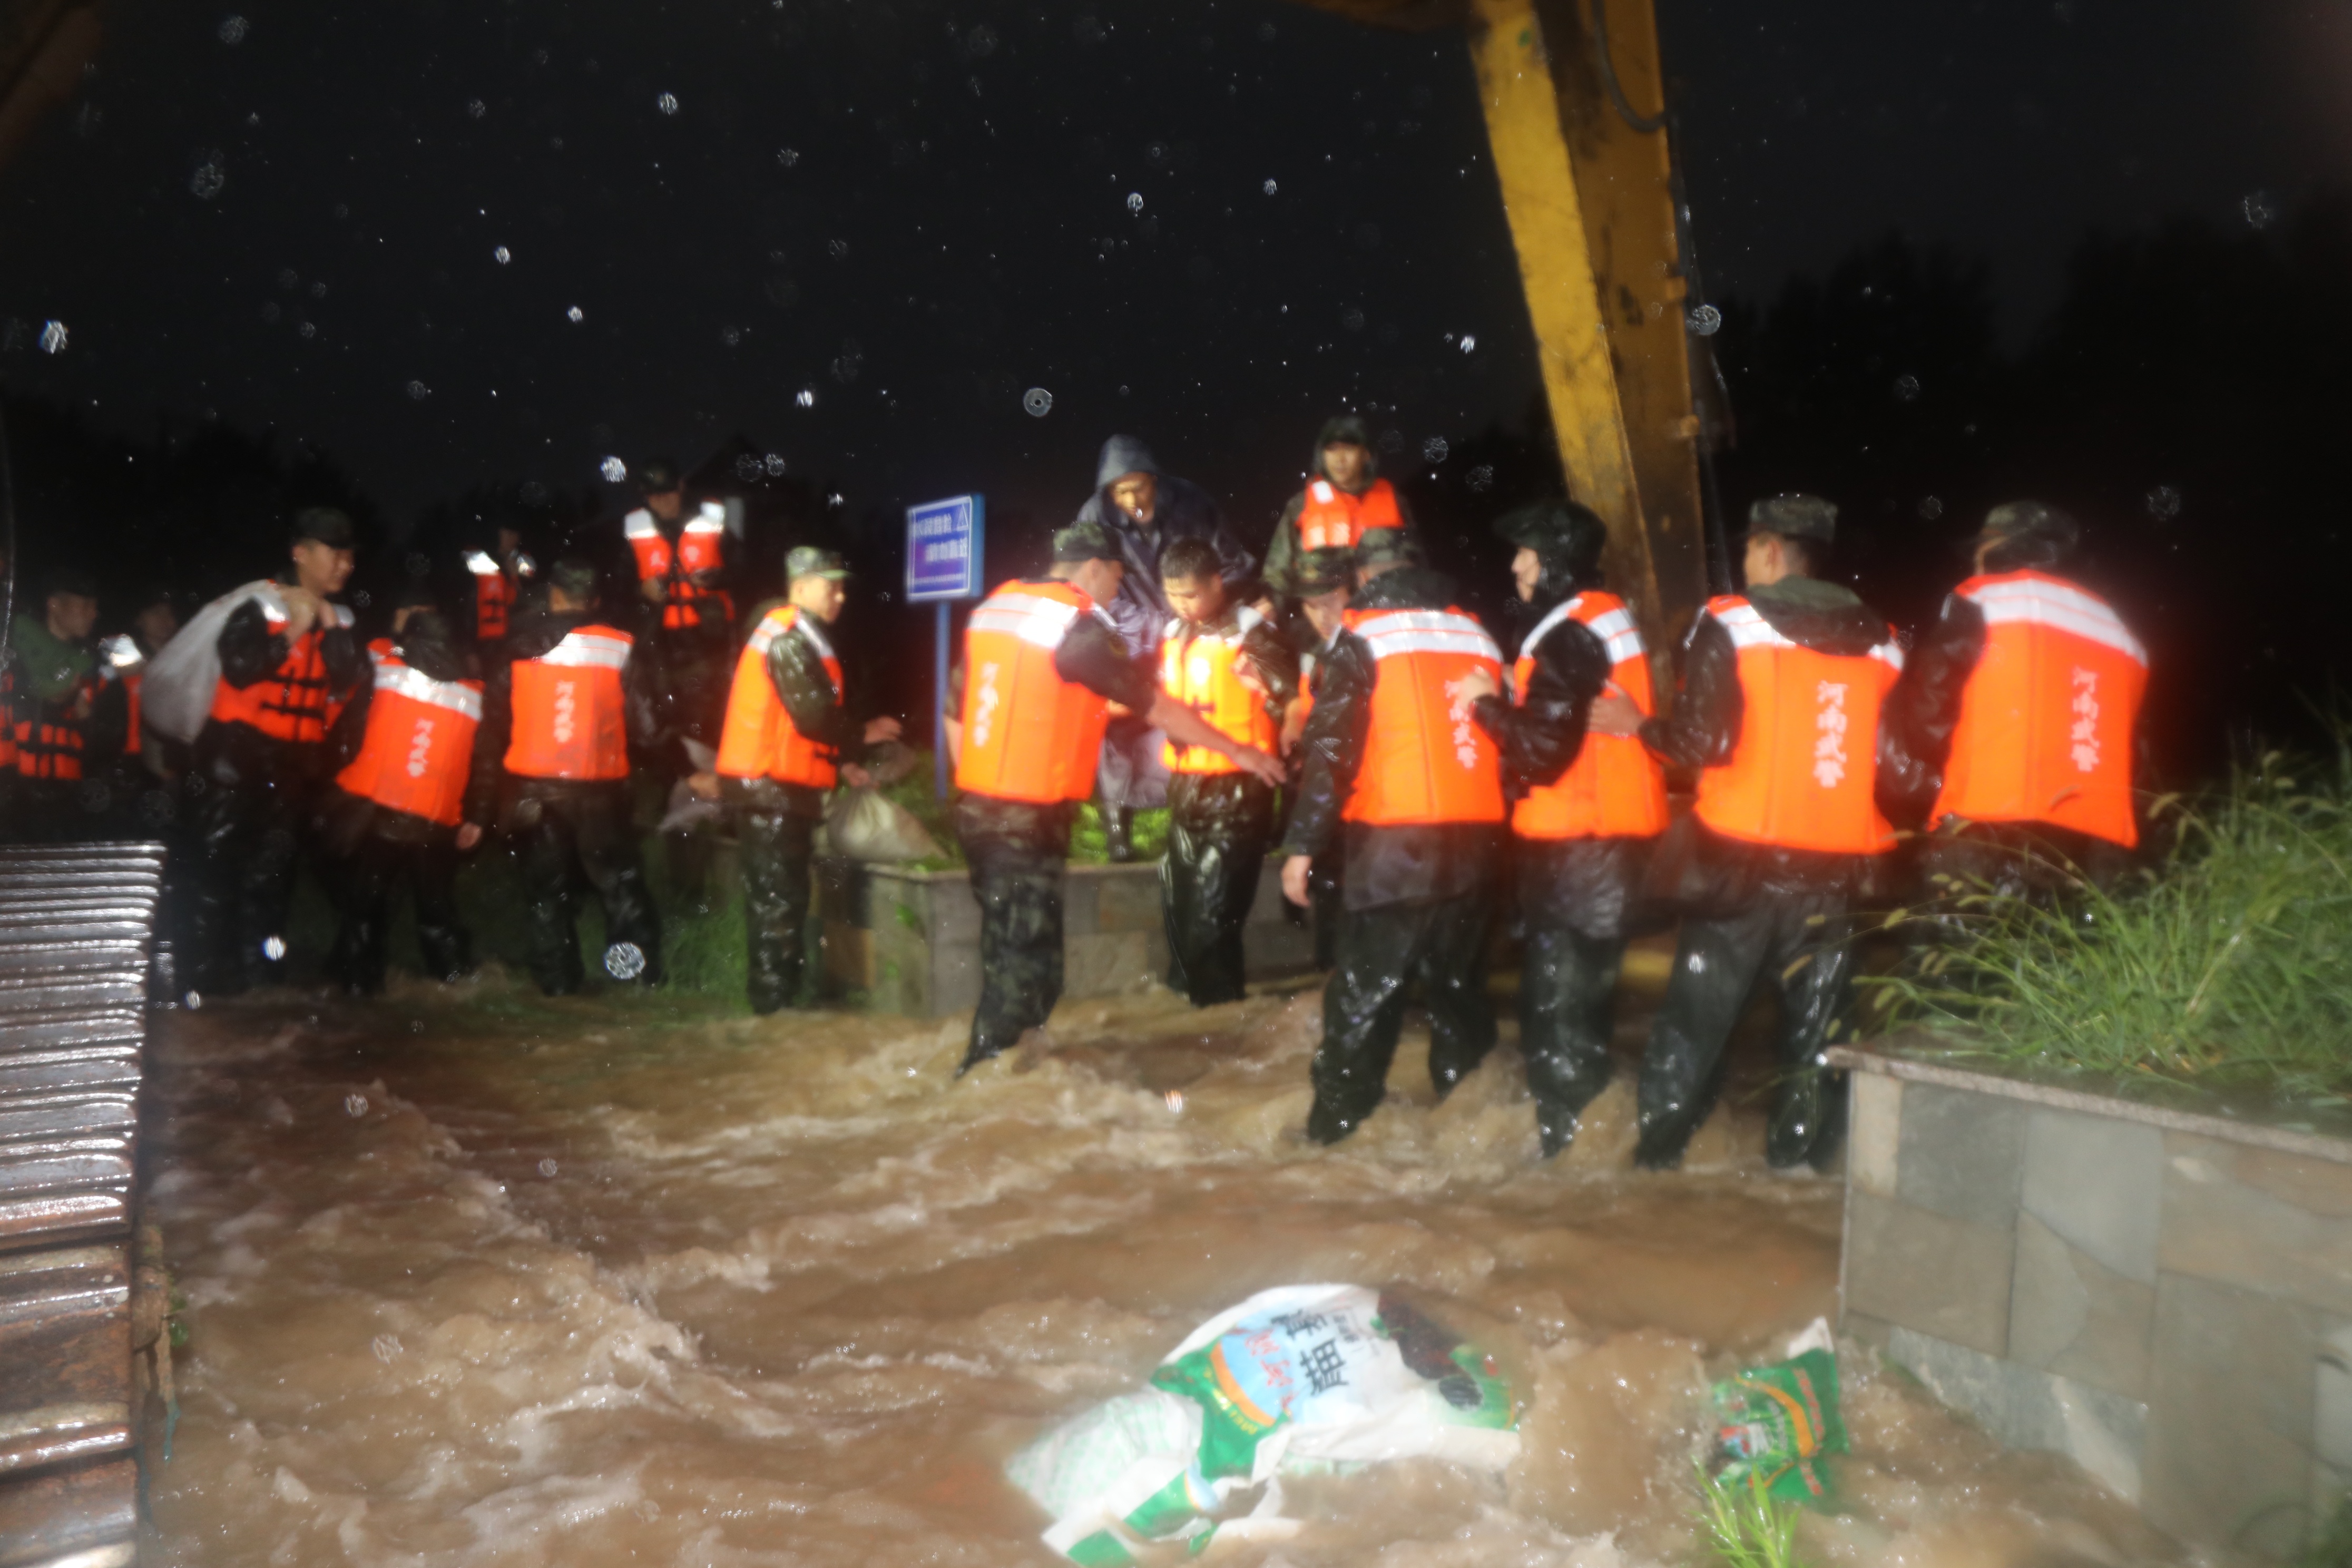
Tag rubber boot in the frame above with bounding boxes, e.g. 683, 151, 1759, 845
1102, 805, 1134, 864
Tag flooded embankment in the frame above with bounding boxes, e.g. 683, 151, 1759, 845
137, 963, 2182, 1566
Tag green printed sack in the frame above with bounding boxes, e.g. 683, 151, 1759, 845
1005, 1284, 1520, 1565
1710, 1346, 1848, 1509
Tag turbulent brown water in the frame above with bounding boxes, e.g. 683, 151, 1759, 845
138, 957, 2181, 1567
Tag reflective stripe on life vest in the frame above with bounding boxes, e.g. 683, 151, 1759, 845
336, 644, 483, 826
504, 624, 633, 780
1160, 606, 1279, 774
715, 605, 843, 789
1297, 477, 1403, 551
207, 593, 356, 744
625, 504, 734, 631
1509, 592, 1670, 840
1340, 606, 1506, 827
953, 579, 1114, 804
1933, 570, 2148, 847
1691, 595, 1900, 855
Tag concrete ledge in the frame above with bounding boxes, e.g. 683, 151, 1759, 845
1836, 1043, 2352, 1557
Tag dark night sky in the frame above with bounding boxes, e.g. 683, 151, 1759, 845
1, 0, 2343, 548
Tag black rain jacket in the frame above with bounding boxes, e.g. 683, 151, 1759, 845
722, 610, 873, 820
1071, 436, 1259, 658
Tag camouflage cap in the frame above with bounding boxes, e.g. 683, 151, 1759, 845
1353, 527, 1420, 571
787, 545, 849, 581
1051, 518, 1121, 564
1973, 499, 2080, 556
291, 506, 356, 549
1291, 545, 1356, 596
1743, 494, 1837, 545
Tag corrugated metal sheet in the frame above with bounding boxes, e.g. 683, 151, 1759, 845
0, 843, 163, 1568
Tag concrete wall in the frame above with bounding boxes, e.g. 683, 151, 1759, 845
1830, 1048, 2352, 1557
815, 857, 1317, 1016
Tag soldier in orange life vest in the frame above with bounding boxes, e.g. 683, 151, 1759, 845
1260, 415, 1424, 601
1593, 495, 1903, 1170
465, 520, 536, 654
1155, 536, 1300, 1006
5, 569, 120, 841
465, 556, 671, 995
1278, 528, 1508, 1143
183, 508, 365, 993
943, 520, 1285, 1073
316, 593, 485, 995
1452, 503, 1670, 1158
1880, 501, 2148, 896
1279, 545, 1357, 965
707, 547, 903, 1014
623, 457, 737, 748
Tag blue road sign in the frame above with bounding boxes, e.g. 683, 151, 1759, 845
906, 494, 984, 603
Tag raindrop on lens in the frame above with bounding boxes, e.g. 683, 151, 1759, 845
1422, 436, 1450, 463
344, 1092, 368, 1118
493, 244, 511, 264
466, 97, 486, 120
2242, 190, 2277, 231
796, 388, 816, 408
190, 157, 226, 200
565, 305, 583, 321
371, 1334, 403, 1363
722, 325, 742, 347
764, 453, 786, 475
1467, 465, 1494, 494
1918, 495, 1944, 521
218, 14, 248, 44
37, 320, 67, 355
777, 147, 800, 168
1126, 192, 1144, 214
1341, 307, 1365, 332
603, 942, 646, 979
538, 1158, 559, 1177
1023, 386, 1054, 417
1894, 373, 1921, 401
262, 935, 287, 961
965, 23, 997, 57
599, 455, 627, 482
655, 91, 679, 115
828, 238, 848, 259
2146, 484, 2182, 521
406, 379, 430, 400
184, 991, 203, 1010
1687, 303, 1723, 336
1262, 179, 1278, 195
1457, 334, 1477, 354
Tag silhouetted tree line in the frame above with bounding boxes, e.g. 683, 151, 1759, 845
6, 194, 2346, 781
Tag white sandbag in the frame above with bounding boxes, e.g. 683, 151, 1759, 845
822, 785, 940, 863
139, 580, 282, 744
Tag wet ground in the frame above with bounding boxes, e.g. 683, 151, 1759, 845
136, 953, 2185, 1566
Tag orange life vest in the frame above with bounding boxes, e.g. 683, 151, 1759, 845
1690, 595, 1902, 856
954, 579, 1115, 805
1510, 592, 1670, 840
336, 640, 483, 827
1160, 607, 1279, 774
715, 605, 843, 790
625, 503, 733, 631
207, 592, 355, 744
1339, 605, 1507, 827
1932, 570, 2147, 848
503, 623, 634, 781
1296, 478, 1403, 551
467, 550, 515, 641
13, 672, 98, 781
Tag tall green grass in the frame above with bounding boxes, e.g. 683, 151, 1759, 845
1863, 750, 2352, 1097
1695, 1464, 1805, 1568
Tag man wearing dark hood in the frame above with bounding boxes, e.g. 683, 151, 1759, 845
316, 592, 485, 995
1278, 528, 1507, 1143
1456, 503, 1670, 1158
467, 556, 672, 995
1070, 435, 1258, 860
1880, 500, 2148, 897
184, 508, 367, 992
1593, 496, 1903, 1171
1261, 416, 1424, 600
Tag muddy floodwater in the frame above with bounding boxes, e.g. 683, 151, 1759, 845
138, 958, 2182, 1567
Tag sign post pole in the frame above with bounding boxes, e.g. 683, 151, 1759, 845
904, 493, 985, 803
934, 600, 949, 799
